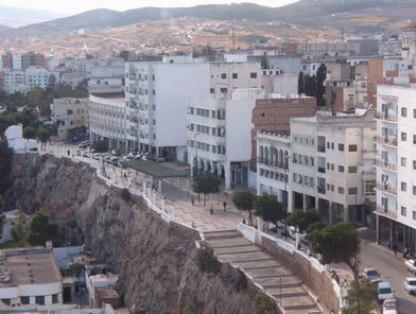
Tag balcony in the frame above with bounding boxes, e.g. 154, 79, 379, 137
376, 111, 397, 123
362, 149, 377, 160
376, 207, 397, 219
376, 136, 397, 147
317, 167, 326, 174
375, 159, 397, 172
317, 145, 326, 153
376, 183, 397, 195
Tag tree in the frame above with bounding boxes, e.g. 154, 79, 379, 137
192, 174, 221, 205
254, 195, 286, 227
316, 63, 327, 106
0, 140, 14, 194
344, 278, 377, 314
306, 221, 326, 234
92, 139, 109, 153
287, 208, 321, 232
23, 126, 37, 139
28, 211, 61, 246
298, 71, 305, 95
232, 191, 256, 224
309, 223, 359, 265
36, 126, 51, 143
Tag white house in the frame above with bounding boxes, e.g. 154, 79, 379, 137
5, 124, 37, 154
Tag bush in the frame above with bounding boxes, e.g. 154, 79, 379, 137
306, 221, 326, 234
233, 269, 248, 291
121, 188, 131, 202
254, 293, 276, 314
196, 246, 221, 274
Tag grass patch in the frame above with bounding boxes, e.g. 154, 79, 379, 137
126, 160, 189, 178
0, 240, 29, 249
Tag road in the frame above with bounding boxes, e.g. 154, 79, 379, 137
360, 240, 416, 313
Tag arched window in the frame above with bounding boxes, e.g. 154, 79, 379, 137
259, 146, 264, 162
264, 147, 269, 164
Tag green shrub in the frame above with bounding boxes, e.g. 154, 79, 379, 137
254, 293, 277, 314
234, 269, 248, 291
196, 246, 221, 274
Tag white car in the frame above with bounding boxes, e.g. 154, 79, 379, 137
362, 267, 382, 284
405, 259, 416, 274
377, 281, 394, 302
382, 298, 398, 314
404, 277, 416, 294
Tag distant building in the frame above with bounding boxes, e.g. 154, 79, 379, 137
0, 247, 63, 310
4, 124, 37, 153
51, 98, 89, 140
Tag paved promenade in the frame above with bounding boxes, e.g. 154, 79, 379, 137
41, 143, 246, 232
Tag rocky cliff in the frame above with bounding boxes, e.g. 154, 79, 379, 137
5, 154, 259, 314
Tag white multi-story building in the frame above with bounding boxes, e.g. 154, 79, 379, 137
25, 67, 55, 90
88, 90, 127, 151
257, 109, 377, 225
188, 88, 264, 189
4, 70, 25, 93
375, 84, 416, 249
12, 53, 22, 70
3, 68, 56, 94
126, 54, 261, 161
399, 23, 416, 63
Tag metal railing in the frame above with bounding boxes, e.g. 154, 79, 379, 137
376, 184, 397, 195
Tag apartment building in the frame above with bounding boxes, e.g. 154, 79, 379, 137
3, 68, 56, 94
188, 88, 264, 189
257, 109, 376, 225
126, 54, 261, 161
375, 84, 416, 249
51, 98, 89, 140
88, 89, 127, 151
125, 55, 211, 160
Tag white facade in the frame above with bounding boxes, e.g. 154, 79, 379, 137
3, 68, 55, 94
188, 88, 264, 189
12, 53, 22, 71
375, 84, 416, 249
5, 124, 37, 153
256, 109, 376, 225
88, 93, 127, 151
0, 247, 63, 311
261, 71, 298, 96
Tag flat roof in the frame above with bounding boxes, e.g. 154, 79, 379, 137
0, 247, 61, 287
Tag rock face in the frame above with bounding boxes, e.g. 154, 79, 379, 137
5, 154, 258, 314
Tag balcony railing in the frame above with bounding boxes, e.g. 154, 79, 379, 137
376, 136, 397, 147
317, 186, 326, 194
375, 159, 397, 172
376, 111, 398, 123
376, 207, 397, 219
376, 184, 397, 195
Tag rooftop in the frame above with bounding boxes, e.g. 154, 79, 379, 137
0, 247, 61, 287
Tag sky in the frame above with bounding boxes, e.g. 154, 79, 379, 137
0, 0, 299, 14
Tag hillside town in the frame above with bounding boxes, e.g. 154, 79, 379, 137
0, 2, 416, 314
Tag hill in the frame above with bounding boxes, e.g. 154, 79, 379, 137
0, 0, 415, 40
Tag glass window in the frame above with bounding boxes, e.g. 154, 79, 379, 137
20, 296, 30, 304
348, 187, 358, 195
250, 72, 257, 79
348, 145, 358, 152
401, 107, 407, 117
401, 132, 407, 141
338, 187, 344, 194
401, 207, 407, 216
401, 181, 407, 192
35, 296, 45, 305
413, 186, 416, 196
348, 166, 358, 173
413, 211, 416, 221
401, 157, 407, 167
338, 144, 344, 151
338, 165, 345, 172
52, 294, 59, 304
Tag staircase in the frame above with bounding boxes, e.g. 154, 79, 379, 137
203, 230, 323, 314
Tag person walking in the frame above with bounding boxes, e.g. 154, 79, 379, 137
223, 201, 227, 211
210, 204, 214, 215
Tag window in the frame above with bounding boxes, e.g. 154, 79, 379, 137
401, 206, 407, 216
338, 165, 345, 172
20, 296, 30, 304
414, 135, 416, 144
401, 107, 408, 117
348, 166, 357, 173
414, 160, 416, 170
413, 186, 416, 195
232, 73, 238, 79
401, 157, 407, 167
210, 88, 214, 94
35, 296, 45, 305
348, 187, 358, 195
414, 109, 416, 119
401, 181, 407, 192
331, 143, 334, 150
401, 132, 407, 141
413, 211, 416, 221
338, 144, 344, 151
221, 73, 226, 79
348, 145, 358, 152
1, 299, 10, 306
220, 87, 227, 94
338, 187, 344, 194
250, 72, 257, 79
52, 294, 59, 304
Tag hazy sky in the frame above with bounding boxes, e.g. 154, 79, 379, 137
0, 0, 299, 14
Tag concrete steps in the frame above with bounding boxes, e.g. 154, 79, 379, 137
203, 229, 323, 313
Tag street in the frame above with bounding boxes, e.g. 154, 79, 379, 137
360, 240, 416, 313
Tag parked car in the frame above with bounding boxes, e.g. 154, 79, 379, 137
382, 298, 398, 314
404, 277, 416, 294
110, 157, 119, 166
405, 259, 416, 274
362, 268, 382, 284
377, 281, 395, 302
92, 153, 101, 160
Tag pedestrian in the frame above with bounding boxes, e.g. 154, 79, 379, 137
393, 243, 398, 255
223, 201, 227, 211
67, 150, 70, 157
191, 194, 195, 206
210, 204, 214, 215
